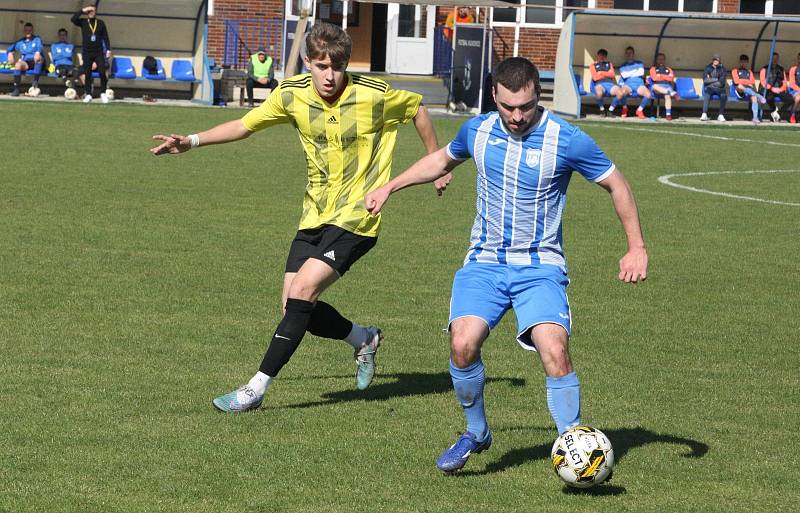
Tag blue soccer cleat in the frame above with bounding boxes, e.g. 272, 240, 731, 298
436, 431, 493, 473
355, 326, 382, 390
212, 385, 263, 413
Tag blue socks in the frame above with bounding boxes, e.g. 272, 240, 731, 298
546, 371, 581, 434
32, 62, 42, 76
751, 101, 759, 118
640, 96, 651, 108
450, 359, 488, 441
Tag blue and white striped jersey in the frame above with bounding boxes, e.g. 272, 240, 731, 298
446, 108, 615, 270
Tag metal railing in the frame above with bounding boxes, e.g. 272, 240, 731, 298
223, 19, 284, 69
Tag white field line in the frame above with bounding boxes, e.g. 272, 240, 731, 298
594, 124, 800, 149
657, 170, 800, 207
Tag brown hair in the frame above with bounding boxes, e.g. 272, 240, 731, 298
492, 57, 542, 97
305, 22, 352, 68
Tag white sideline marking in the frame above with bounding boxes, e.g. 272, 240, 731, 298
657, 170, 800, 206
596, 125, 800, 149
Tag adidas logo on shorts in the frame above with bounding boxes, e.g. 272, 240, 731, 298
324, 250, 336, 261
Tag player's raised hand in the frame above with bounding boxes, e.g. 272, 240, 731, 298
434, 172, 453, 196
150, 134, 190, 156
618, 246, 648, 283
365, 186, 390, 216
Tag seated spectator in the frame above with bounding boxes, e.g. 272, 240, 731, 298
732, 54, 766, 124
788, 52, 800, 124
443, 7, 475, 42
51, 28, 76, 87
618, 46, 652, 119
6, 22, 44, 97
590, 48, 624, 115
759, 52, 792, 122
701, 53, 727, 122
247, 48, 278, 108
649, 52, 679, 120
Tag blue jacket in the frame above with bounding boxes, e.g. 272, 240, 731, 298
51, 42, 75, 66
8, 36, 44, 61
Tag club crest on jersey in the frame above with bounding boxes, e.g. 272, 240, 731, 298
525, 149, 541, 168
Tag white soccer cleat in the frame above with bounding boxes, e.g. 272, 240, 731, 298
770, 109, 780, 122
717, 114, 726, 122
700, 113, 709, 121
83, 94, 93, 103
100, 93, 109, 104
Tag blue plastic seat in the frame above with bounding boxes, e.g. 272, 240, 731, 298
142, 58, 166, 80
675, 77, 699, 99
171, 59, 195, 81
112, 57, 136, 79
0, 65, 12, 75
575, 74, 587, 96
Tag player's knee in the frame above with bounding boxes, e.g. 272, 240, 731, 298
286, 281, 321, 302
450, 332, 479, 367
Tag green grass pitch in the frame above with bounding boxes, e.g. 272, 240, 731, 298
1, 101, 798, 512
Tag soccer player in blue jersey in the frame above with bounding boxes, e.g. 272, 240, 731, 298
366, 57, 648, 473
618, 46, 651, 119
6, 22, 44, 97
51, 28, 76, 86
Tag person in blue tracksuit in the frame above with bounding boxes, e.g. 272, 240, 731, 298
6, 22, 45, 97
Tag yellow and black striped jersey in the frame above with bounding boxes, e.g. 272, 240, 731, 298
241, 73, 423, 237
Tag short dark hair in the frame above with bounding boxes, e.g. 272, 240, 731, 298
655, 52, 665, 60
625, 46, 635, 52
492, 57, 541, 97
597, 48, 608, 57
772, 52, 779, 57
739, 54, 749, 61
58, 28, 68, 34
24, 22, 33, 28
305, 22, 352, 68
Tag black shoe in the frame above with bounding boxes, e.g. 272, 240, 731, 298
10, 88, 20, 97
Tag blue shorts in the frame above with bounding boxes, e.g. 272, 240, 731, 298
652, 83, 675, 95
596, 81, 616, 96
449, 263, 571, 351
791, 89, 800, 97
623, 79, 644, 92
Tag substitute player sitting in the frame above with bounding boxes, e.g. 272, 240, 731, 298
788, 52, 800, 124
732, 54, 766, 124
649, 52, 679, 120
7, 22, 44, 97
150, 22, 443, 412
618, 46, 651, 119
365, 57, 648, 473
590, 48, 624, 115
51, 28, 76, 87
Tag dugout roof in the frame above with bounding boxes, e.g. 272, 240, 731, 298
553, 10, 800, 118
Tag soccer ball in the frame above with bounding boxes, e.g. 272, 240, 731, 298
64, 87, 77, 100
105, 88, 115, 101
27, 86, 41, 97
551, 425, 614, 488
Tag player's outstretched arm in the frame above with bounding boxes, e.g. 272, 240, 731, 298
596, 169, 648, 283
412, 105, 452, 196
150, 119, 252, 156
365, 147, 459, 215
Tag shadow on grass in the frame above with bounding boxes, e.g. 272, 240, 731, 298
562, 484, 627, 496
458, 426, 709, 478
277, 372, 525, 409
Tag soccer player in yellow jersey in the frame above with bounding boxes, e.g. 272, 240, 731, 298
150, 23, 444, 412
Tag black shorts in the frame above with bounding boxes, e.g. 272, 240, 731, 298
24, 59, 36, 70
285, 225, 377, 276
55, 64, 74, 78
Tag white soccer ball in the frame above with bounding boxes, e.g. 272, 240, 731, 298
105, 88, 115, 101
64, 87, 77, 100
551, 425, 614, 488
27, 86, 40, 97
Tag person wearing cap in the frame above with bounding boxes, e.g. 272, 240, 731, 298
246, 48, 278, 108
700, 54, 727, 122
